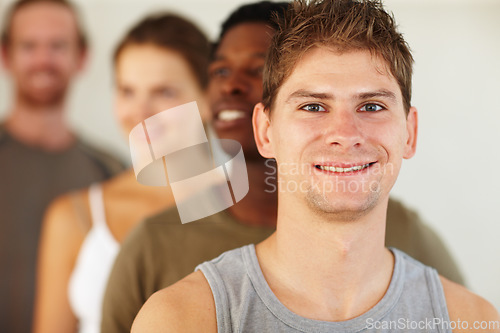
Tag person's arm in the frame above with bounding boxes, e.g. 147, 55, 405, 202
100, 221, 158, 333
131, 271, 216, 333
441, 277, 500, 332
32, 193, 87, 333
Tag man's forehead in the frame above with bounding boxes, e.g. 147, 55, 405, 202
278, 48, 403, 103
11, 2, 78, 37
214, 22, 274, 59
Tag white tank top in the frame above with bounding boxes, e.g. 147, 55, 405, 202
68, 183, 119, 333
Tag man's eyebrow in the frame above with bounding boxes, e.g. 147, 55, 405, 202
285, 89, 398, 104
285, 89, 334, 103
357, 89, 397, 102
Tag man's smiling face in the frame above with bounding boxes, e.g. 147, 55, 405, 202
3, 2, 85, 106
208, 22, 275, 159
254, 47, 417, 220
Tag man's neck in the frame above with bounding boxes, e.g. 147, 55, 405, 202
227, 158, 278, 228
5, 99, 75, 152
256, 198, 394, 321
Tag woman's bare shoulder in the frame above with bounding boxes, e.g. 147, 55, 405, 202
43, 188, 91, 238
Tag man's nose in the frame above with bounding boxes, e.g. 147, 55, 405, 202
32, 45, 58, 68
323, 108, 364, 149
33, 48, 50, 65
221, 70, 250, 96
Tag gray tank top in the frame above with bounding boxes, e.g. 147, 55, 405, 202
197, 245, 451, 332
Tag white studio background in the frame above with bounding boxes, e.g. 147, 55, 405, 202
0, 0, 499, 310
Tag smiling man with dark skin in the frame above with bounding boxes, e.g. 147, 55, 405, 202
132, 1, 499, 332
208, 20, 279, 226
102, 2, 467, 332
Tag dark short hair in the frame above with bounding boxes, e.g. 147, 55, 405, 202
212, 1, 289, 56
1, 0, 88, 50
113, 13, 211, 89
263, 0, 414, 113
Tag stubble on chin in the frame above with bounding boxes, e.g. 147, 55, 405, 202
304, 180, 381, 223
19, 85, 67, 107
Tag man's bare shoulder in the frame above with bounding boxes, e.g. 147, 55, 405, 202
440, 276, 500, 332
131, 270, 217, 333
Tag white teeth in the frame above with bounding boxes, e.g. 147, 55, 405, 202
218, 110, 246, 121
317, 163, 371, 173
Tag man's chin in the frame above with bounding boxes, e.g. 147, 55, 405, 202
213, 125, 254, 146
305, 190, 381, 222
20, 90, 66, 107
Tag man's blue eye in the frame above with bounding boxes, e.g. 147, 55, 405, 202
361, 103, 383, 112
301, 104, 326, 112
20, 42, 35, 52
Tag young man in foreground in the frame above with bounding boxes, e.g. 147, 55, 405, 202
132, 0, 499, 331
103, 1, 466, 332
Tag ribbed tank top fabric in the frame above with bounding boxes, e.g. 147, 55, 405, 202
197, 244, 451, 333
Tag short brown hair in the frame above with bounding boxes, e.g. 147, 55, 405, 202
1, 0, 88, 50
113, 13, 211, 89
263, 0, 414, 113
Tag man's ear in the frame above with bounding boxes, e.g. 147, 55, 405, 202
76, 47, 88, 73
252, 102, 275, 159
403, 106, 418, 159
1, 45, 10, 70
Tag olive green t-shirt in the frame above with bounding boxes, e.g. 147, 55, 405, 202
0, 125, 124, 333
101, 198, 464, 333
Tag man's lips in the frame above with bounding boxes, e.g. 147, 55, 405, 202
29, 71, 60, 88
314, 161, 377, 174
